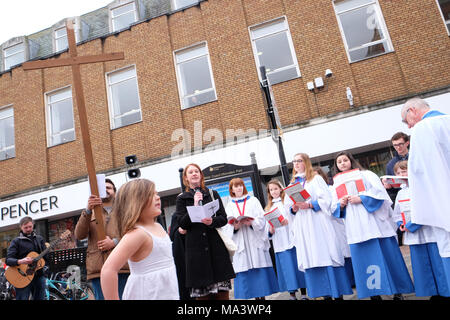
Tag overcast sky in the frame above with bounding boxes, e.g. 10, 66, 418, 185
0, 0, 113, 44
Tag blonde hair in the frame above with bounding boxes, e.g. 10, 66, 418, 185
111, 179, 156, 237
228, 178, 248, 197
265, 179, 285, 211
394, 160, 408, 174
290, 153, 316, 183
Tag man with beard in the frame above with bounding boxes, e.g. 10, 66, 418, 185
75, 178, 129, 300
6, 217, 48, 300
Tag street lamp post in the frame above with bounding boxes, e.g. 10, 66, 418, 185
259, 66, 290, 187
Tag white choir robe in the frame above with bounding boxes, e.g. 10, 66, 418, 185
285, 175, 353, 298
330, 170, 397, 245
225, 195, 279, 299
331, 169, 414, 299
392, 186, 450, 297
268, 198, 306, 292
286, 175, 345, 271
408, 113, 450, 233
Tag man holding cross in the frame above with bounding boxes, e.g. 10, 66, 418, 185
75, 178, 129, 300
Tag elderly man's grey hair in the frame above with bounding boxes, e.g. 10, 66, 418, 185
402, 97, 430, 113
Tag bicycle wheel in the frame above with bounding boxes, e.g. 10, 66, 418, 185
79, 282, 95, 300
48, 289, 65, 300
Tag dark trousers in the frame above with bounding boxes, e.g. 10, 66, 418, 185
15, 275, 46, 300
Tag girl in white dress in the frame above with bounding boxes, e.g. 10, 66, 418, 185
101, 179, 179, 300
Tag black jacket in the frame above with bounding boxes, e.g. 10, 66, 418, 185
6, 231, 47, 277
174, 188, 235, 288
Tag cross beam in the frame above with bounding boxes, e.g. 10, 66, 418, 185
23, 20, 125, 240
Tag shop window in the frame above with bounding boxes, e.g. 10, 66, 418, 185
49, 217, 77, 251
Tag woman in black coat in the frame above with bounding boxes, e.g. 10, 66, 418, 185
174, 163, 235, 300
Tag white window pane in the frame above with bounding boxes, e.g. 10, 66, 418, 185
174, 0, 198, 9
251, 19, 286, 39
114, 111, 141, 128
176, 45, 207, 63
267, 66, 299, 85
55, 28, 67, 38
0, 109, 15, 160
49, 89, 72, 104
56, 37, 68, 51
255, 32, 295, 72
112, 3, 135, 17
112, 12, 136, 31
334, 0, 373, 13
179, 56, 213, 96
50, 99, 74, 133
108, 67, 135, 84
4, 43, 23, 56
4, 44, 25, 69
1, 116, 15, 148
183, 90, 216, 108
348, 40, 388, 61
0, 108, 13, 119
51, 131, 75, 146
339, 5, 384, 49
111, 78, 140, 115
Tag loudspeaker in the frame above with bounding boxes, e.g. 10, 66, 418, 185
125, 155, 138, 165
127, 168, 141, 179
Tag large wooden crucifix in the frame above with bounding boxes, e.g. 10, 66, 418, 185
23, 20, 125, 240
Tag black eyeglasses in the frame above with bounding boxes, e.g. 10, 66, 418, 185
292, 160, 303, 163
393, 142, 406, 148
402, 108, 412, 124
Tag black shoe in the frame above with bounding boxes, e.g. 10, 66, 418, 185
393, 294, 404, 300
370, 295, 383, 301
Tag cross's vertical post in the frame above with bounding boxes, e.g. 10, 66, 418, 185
65, 21, 106, 240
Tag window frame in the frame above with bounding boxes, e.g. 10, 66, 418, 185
3, 42, 25, 70
171, 0, 199, 10
0, 105, 15, 161
436, 0, 450, 36
110, 1, 138, 32
173, 41, 218, 110
248, 16, 301, 86
44, 86, 76, 147
333, 0, 394, 63
54, 25, 80, 53
105, 64, 143, 130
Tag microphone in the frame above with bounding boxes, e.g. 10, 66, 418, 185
195, 188, 203, 206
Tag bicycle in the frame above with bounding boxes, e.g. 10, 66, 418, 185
45, 270, 94, 300
0, 267, 16, 300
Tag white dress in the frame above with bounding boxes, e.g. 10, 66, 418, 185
122, 226, 179, 300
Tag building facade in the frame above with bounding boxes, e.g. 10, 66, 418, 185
1, 0, 450, 258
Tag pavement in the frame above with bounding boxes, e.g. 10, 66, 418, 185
230, 245, 430, 301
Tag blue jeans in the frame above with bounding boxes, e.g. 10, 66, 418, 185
15, 275, 47, 300
91, 273, 129, 300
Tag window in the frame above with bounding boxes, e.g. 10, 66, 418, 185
3, 42, 25, 70
111, 2, 137, 32
334, 0, 393, 62
0, 106, 15, 160
437, 0, 450, 34
45, 87, 76, 147
249, 17, 300, 85
174, 42, 217, 109
54, 26, 79, 52
172, 0, 198, 10
106, 66, 142, 129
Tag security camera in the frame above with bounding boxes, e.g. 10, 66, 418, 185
325, 69, 333, 78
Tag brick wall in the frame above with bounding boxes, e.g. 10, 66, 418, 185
0, 0, 449, 197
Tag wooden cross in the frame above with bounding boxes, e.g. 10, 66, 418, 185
23, 20, 125, 240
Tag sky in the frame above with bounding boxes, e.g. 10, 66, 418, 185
0, 0, 113, 45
